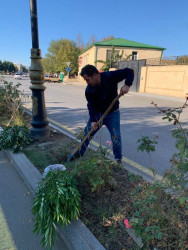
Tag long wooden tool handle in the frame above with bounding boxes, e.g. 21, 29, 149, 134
67, 92, 123, 161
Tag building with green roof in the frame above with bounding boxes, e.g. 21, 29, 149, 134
78, 38, 166, 75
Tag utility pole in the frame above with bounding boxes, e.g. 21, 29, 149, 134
29, 0, 50, 139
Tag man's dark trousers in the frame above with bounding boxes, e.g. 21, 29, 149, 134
79, 109, 122, 160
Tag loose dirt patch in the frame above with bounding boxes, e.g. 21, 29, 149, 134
24, 126, 139, 249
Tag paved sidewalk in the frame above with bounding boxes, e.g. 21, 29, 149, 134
0, 150, 64, 250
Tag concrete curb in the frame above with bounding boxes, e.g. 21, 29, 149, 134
4, 149, 105, 250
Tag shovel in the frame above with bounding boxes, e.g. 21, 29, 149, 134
67, 92, 123, 161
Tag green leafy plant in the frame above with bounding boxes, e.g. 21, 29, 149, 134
137, 135, 158, 176
0, 80, 27, 125
95, 45, 132, 72
128, 172, 143, 183
75, 149, 113, 192
32, 170, 81, 249
129, 99, 188, 248
0, 125, 33, 153
151, 99, 188, 192
0, 81, 21, 113
129, 179, 187, 248
137, 135, 158, 154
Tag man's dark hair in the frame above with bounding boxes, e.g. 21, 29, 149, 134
80, 64, 99, 77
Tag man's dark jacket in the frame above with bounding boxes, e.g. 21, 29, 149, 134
85, 68, 134, 122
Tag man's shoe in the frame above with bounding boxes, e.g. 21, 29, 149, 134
73, 151, 82, 159
116, 159, 124, 168
68, 151, 82, 161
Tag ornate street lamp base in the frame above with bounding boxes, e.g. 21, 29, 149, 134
29, 48, 50, 139
30, 126, 50, 139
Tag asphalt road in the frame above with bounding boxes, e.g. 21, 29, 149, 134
3, 75, 188, 179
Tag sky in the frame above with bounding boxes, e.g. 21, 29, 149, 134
0, 0, 187, 66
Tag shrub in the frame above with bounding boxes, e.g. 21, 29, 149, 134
75, 149, 113, 192
0, 80, 27, 125
129, 98, 188, 248
0, 81, 21, 114
32, 170, 81, 248
0, 125, 33, 153
130, 179, 187, 248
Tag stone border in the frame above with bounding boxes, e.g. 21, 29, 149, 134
4, 148, 105, 250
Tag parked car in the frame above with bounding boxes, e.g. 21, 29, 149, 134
44, 75, 62, 83
14, 73, 22, 80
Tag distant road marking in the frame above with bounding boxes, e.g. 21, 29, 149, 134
0, 205, 16, 250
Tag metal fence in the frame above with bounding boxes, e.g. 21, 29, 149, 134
161, 55, 188, 65
145, 56, 188, 66
111, 55, 188, 68
146, 58, 161, 66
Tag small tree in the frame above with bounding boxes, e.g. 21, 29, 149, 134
101, 35, 115, 41
21, 64, 28, 73
95, 46, 132, 72
177, 55, 188, 65
43, 39, 80, 76
0, 60, 18, 73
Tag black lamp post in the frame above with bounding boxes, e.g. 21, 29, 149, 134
29, 0, 50, 139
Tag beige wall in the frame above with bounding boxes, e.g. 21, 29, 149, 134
78, 46, 95, 71
78, 45, 163, 83
79, 46, 163, 71
140, 65, 188, 98
78, 46, 96, 83
96, 46, 162, 69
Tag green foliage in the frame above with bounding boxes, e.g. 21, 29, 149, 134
130, 180, 188, 248
75, 150, 113, 192
0, 80, 27, 125
168, 127, 188, 190
32, 170, 81, 248
43, 39, 80, 75
137, 136, 158, 153
130, 99, 188, 248
137, 135, 158, 171
177, 55, 188, 65
0, 60, 18, 72
128, 172, 143, 183
0, 81, 21, 114
0, 125, 33, 153
152, 99, 188, 192
20, 64, 28, 73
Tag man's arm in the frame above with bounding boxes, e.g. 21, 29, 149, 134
87, 102, 99, 130
114, 68, 134, 95
124, 68, 134, 87
110, 68, 134, 87
120, 85, 130, 95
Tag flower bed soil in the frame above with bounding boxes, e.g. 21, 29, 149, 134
1, 111, 187, 249
24, 127, 139, 249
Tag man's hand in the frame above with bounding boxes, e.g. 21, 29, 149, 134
91, 122, 98, 130
120, 85, 130, 95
